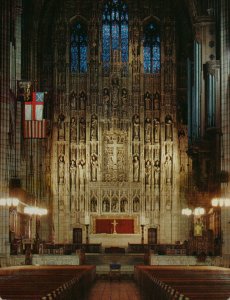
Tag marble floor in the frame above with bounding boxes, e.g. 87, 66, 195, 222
86, 278, 142, 300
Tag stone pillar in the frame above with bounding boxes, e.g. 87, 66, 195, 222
0, 208, 10, 256
0, 0, 11, 256
220, 0, 230, 256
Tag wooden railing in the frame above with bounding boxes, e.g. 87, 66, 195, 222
128, 243, 187, 255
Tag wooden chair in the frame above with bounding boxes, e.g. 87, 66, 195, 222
109, 263, 121, 280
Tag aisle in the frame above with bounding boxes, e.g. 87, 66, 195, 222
86, 278, 142, 300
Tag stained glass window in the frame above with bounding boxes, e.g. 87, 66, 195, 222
102, 0, 128, 73
70, 22, 87, 73
143, 22, 160, 74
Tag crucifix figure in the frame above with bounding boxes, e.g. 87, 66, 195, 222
111, 219, 118, 234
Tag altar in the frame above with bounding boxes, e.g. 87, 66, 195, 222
95, 218, 134, 234
88, 217, 141, 247
89, 233, 141, 248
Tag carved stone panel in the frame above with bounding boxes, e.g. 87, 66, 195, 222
103, 131, 128, 182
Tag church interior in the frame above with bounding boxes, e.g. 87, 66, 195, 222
0, 0, 230, 299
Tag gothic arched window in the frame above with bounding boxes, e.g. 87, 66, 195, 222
143, 22, 160, 74
70, 22, 87, 73
102, 0, 128, 74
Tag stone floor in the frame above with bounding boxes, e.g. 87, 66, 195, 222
86, 278, 142, 300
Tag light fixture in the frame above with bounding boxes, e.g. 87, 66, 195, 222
0, 197, 19, 207
0, 198, 48, 215
182, 208, 192, 216
182, 207, 205, 216
85, 214, 90, 225
194, 207, 205, 216
211, 197, 230, 207
24, 206, 48, 216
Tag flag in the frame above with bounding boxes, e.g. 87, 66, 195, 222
23, 91, 47, 139
24, 119, 47, 139
32, 92, 44, 120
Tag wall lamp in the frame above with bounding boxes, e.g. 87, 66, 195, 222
24, 206, 48, 216
182, 207, 206, 216
211, 198, 230, 207
0, 198, 19, 207
0, 197, 48, 216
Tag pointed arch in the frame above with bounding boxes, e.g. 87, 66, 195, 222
70, 20, 88, 73
143, 21, 161, 74
102, 0, 129, 74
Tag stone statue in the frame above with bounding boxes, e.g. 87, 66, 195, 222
153, 91, 160, 110
154, 160, 160, 186
121, 88, 128, 116
78, 159, 85, 185
120, 199, 128, 212
153, 118, 160, 143
103, 88, 110, 117
145, 118, 151, 143
133, 198, 140, 212
58, 155, 65, 184
145, 160, 152, 185
145, 91, 151, 110
133, 155, 139, 182
90, 198, 97, 212
69, 159, 77, 186
164, 154, 172, 184
70, 91, 77, 109
112, 77, 119, 108
111, 199, 119, 212
165, 115, 173, 141
90, 114, 98, 140
58, 113, 65, 140
91, 153, 98, 181
121, 88, 128, 106
79, 91, 86, 110
79, 117, 86, 142
70, 117, 77, 141
102, 199, 110, 212
133, 114, 140, 139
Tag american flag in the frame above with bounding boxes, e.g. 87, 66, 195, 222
23, 92, 47, 139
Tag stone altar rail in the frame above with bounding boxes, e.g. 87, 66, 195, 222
32, 254, 81, 265
42, 243, 102, 254
149, 254, 212, 266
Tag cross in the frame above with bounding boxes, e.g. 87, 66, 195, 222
110, 139, 120, 168
107, 136, 124, 179
111, 219, 118, 234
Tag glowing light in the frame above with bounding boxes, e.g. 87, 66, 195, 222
182, 208, 192, 216
194, 207, 205, 216
182, 207, 205, 216
211, 198, 219, 207
0, 198, 19, 207
224, 198, 230, 207
211, 197, 230, 207
24, 206, 48, 216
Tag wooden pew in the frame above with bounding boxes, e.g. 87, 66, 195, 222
0, 265, 96, 299
135, 265, 230, 300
